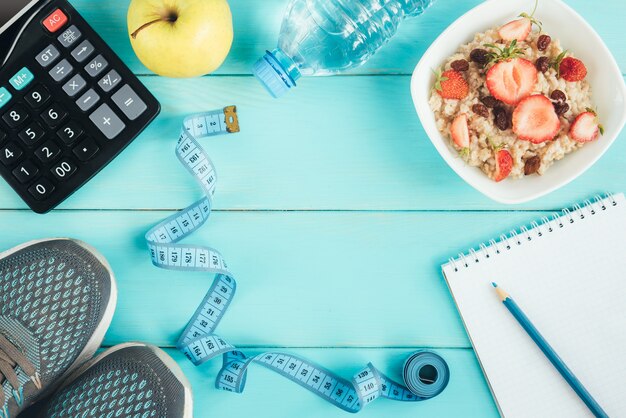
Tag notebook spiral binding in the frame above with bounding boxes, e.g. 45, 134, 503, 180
447, 193, 619, 273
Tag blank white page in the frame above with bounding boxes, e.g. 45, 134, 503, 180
442, 194, 626, 418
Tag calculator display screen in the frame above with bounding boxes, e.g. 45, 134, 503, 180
1, 0, 39, 34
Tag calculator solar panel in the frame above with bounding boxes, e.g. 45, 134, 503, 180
0, 0, 160, 213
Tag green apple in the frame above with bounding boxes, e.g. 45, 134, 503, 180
128, 0, 233, 78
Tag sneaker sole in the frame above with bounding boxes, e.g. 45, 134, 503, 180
0, 238, 118, 397
62, 342, 194, 418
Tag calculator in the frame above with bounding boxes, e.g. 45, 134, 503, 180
0, 0, 160, 213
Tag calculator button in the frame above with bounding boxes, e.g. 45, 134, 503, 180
112, 85, 147, 121
85, 55, 108, 78
0, 131, 6, 145
12, 160, 39, 184
0, 143, 23, 166
71, 40, 95, 63
57, 121, 83, 145
10, 67, 35, 91
2, 104, 30, 128
24, 85, 51, 109
36, 44, 61, 68
43, 9, 68, 33
62, 74, 87, 97
98, 70, 122, 93
18, 122, 45, 146
89, 104, 125, 140
58, 25, 82, 48
35, 141, 61, 163
0, 88, 12, 110
50, 159, 77, 181
28, 178, 55, 200
76, 89, 100, 112
73, 138, 100, 162
49, 59, 73, 82
41, 104, 68, 128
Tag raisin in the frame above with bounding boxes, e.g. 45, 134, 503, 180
470, 49, 490, 66
550, 90, 567, 102
537, 35, 552, 51
524, 156, 541, 175
451, 59, 470, 72
472, 104, 489, 118
536, 56, 550, 73
481, 96, 501, 108
493, 107, 510, 131
553, 102, 570, 116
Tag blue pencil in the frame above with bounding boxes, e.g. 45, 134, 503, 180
491, 283, 608, 418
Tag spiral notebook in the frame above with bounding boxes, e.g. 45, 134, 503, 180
442, 193, 626, 418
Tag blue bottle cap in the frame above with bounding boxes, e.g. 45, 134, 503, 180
253, 49, 301, 98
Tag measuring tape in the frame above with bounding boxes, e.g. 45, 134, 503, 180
145, 107, 450, 413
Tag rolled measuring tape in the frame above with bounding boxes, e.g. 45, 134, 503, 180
145, 106, 450, 413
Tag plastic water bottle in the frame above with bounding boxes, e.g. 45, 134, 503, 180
253, 0, 436, 98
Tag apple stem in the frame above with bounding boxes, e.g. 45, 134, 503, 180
131, 14, 177, 39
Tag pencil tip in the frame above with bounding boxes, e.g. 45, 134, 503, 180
492, 282, 498, 287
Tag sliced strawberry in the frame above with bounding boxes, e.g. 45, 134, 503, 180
450, 113, 470, 149
512, 95, 561, 144
494, 149, 513, 182
559, 57, 587, 82
570, 112, 600, 142
486, 58, 538, 105
498, 18, 532, 42
435, 70, 469, 100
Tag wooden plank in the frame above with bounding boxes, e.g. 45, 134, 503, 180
161, 347, 498, 417
0, 76, 622, 211
0, 209, 554, 347
73, 0, 625, 75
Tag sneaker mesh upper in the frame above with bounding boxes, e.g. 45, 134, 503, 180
0, 239, 112, 414
44, 346, 186, 418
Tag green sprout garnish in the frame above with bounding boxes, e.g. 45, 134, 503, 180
519, 0, 543, 31
484, 40, 525, 63
551, 50, 568, 76
488, 138, 505, 152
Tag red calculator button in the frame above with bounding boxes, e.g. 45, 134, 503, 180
43, 9, 68, 33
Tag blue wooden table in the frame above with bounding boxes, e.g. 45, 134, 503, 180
2, 0, 625, 416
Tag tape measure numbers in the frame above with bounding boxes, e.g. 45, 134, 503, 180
145, 106, 450, 413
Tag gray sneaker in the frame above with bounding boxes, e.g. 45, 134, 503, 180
0, 239, 117, 417
42, 343, 193, 418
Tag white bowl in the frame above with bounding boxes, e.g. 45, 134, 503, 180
411, 0, 626, 204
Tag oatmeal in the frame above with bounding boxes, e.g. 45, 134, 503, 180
429, 2, 602, 182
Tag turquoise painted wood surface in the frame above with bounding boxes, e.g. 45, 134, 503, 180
0, 0, 624, 417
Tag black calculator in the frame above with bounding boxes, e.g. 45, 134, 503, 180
0, 0, 160, 213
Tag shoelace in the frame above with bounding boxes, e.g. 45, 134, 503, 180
0, 334, 41, 418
